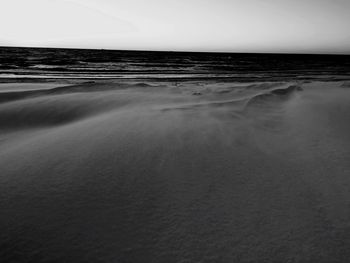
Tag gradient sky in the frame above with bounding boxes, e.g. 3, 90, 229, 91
1, 0, 349, 53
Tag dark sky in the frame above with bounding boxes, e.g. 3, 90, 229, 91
1, 0, 350, 53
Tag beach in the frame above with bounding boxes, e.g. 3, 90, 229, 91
1, 48, 350, 262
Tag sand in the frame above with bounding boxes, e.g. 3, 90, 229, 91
0, 80, 350, 262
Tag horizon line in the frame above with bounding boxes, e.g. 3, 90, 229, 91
1, 45, 350, 56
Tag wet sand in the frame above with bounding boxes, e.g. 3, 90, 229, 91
1, 80, 350, 262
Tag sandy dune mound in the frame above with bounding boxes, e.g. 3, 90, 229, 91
0, 82, 171, 130
0, 81, 350, 262
245, 85, 302, 108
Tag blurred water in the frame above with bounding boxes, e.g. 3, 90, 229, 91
1, 47, 349, 81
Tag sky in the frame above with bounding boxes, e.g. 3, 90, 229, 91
1, 0, 350, 54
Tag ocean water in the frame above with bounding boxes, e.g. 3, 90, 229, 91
0, 47, 350, 81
